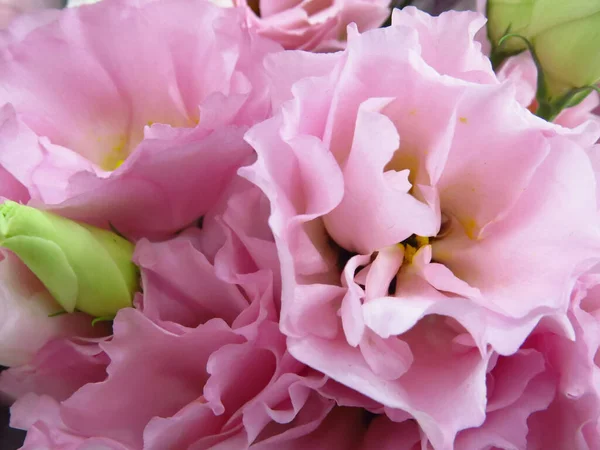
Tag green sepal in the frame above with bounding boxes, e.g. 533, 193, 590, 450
1, 235, 78, 312
494, 32, 599, 122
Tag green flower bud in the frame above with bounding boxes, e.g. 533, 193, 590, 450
0, 201, 138, 317
487, 0, 600, 98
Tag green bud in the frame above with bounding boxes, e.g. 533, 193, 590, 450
0, 201, 138, 317
488, 0, 600, 99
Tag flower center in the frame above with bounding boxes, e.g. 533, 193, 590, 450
99, 135, 129, 171
399, 235, 429, 265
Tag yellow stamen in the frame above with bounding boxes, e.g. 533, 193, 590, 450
403, 244, 418, 264
399, 235, 430, 265
415, 235, 429, 247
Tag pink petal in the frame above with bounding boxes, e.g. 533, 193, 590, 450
0, 252, 99, 367
288, 317, 490, 450
434, 135, 600, 322
364, 245, 404, 300
435, 83, 550, 240
0, 336, 108, 403
392, 7, 496, 83
340, 254, 370, 347
11, 394, 132, 450
412, 245, 481, 298
60, 309, 243, 448
359, 330, 413, 381
134, 231, 249, 328
324, 100, 438, 254
235, 0, 389, 51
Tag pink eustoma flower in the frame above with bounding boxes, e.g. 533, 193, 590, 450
214, 0, 391, 51
0, 0, 280, 240
0, 166, 366, 448
1, 174, 346, 449
242, 6, 600, 448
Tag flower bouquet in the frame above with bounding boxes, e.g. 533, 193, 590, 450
0, 0, 599, 449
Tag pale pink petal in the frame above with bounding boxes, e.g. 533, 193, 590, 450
324, 100, 438, 254
134, 230, 249, 328
364, 245, 403, 300
289, 317, 490, 450
434, 136, 600, 322
47, 125, 253, 240
0, 337, 108, 402
412, 246, 480, 298
283, 284, 343, 340
497, 52, 538, 107
0, 252, 99, 367
11, 394, 133, 450
340, 254, 370, 347
456, 373, 555, 450
141, 322, 333, 449
435, 83, 550, 240
233, 0, 390, 51
359, 330, 413, 381
262, 50, 339, 111
391, 7, 495, 83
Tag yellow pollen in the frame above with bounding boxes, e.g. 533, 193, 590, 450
403, 244, 418, 264
415, 235, 429, 247
460, 217, 480, 240
459, 117, 468, 124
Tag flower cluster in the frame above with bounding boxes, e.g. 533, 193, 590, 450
0, 1, 600, 449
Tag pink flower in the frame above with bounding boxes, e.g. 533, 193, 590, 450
0, 252, 99, 367
216, 0, 391, 51
0, 0, 280, 240
1, 172, 353, 449
0, 1, 354, 446
0, 0, 62, 29
242, 6, 600, 448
